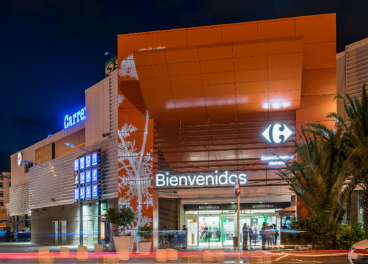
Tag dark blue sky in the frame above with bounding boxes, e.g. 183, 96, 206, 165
0, 0, 367, 172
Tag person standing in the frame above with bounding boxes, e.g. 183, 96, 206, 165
182, 225, 188, 249
242, 223, 249, 250
261, 223, 267, 250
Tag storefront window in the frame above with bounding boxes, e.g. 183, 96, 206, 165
222, 218, 234, 245
187, 219, 198, 246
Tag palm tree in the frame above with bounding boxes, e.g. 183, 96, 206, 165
317, 83, 368, 226
277, 124, 361, 223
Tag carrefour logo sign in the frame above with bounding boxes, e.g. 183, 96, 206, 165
64, 107, 86, 129
262, 124, 292, 143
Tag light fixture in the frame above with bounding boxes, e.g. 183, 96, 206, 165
166, 172, 169, 175
65, 142, 89, 153
64, 142, 75, 148
215, 170, 218, 173
205, 203, 208, 204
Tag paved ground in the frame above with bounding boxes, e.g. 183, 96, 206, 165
0, 242, 351, 263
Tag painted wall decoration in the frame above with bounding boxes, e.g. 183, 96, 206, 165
117, 91, 154, 245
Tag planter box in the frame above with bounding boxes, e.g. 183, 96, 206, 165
138, 242, 152, 255
114, 236, 134, 253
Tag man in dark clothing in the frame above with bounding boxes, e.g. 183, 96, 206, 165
242, 223, 249, 250
182, 225, 188, 249
261, 223, 267, 250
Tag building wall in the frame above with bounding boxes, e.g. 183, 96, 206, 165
85, 77, 111, 147
117, 14, 337, 222
336, 52, 346, 120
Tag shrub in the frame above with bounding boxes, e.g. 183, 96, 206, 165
137, 224, 153, 242
286, 216, 368, 250
104, 206, 135, 235
336, 222, 368, 249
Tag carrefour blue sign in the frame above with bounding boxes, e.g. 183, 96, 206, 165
64, 107, 86, 129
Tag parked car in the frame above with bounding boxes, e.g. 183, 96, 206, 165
349, 239, 368, 264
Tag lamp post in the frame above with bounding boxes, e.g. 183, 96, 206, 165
64, 142, 89, 153
234, 178, 241, 262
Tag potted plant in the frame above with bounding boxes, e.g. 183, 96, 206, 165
137, 224, 153, 255
104, 206, 135, 252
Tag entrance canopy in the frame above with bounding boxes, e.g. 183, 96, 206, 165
134, 36, 303, 125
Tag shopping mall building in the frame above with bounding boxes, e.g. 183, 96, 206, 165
10, 13, 342, 247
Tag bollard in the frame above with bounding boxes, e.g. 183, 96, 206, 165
167, 248, 178, 262
214, 248, 225, 263
94, 244, 103, 253
77, 246, 88, 262
156, 249, 168, 262
117, 248, 129, 261
203, 249, 215, 263
60, 247, 70, 259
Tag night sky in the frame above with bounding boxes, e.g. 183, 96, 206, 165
0, 0, 367, 172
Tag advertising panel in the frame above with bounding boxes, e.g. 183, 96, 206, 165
35, 143, 55, 165
55, 129, 85, 158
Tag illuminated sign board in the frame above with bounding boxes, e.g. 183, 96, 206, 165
74, 152, 100, 201
86, 170, 91, 184
92, 185, 99, 198
74, 159, 79, 171
64, 107, 86, 129
261, 155, 294, 166
17, 152, 23, 167
92, 152, 98, 166
262, 124, 293, 143
80, 156, 85, 170
155, 171, 246, 187
92, 168, 98, 182
86, 186, 92, 199
74, 188, 79, 200
79, 172, 85, 185
80, 187, 86, 200
85, 154, 91, 168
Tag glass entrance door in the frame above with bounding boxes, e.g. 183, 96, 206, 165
187, 219, 198, 246
222, 217, 234, 246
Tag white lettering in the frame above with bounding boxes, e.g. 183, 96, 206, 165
170, 176, 178, 186
239, 174, 247, 184
179, 176, 187, 186
196, 175, 205, 186
156, 174, 165, 187
64, 107, 86, 129
206, 175, 214, 185
188, 176, 197, 186
219, 171, 228, 185
155, 172, 247, 187
64, 115, 69, 129
229, 174, 237, 185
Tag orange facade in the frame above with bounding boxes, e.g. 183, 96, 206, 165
117, 14, 336, 240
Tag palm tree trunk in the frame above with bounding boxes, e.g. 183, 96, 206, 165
362, 189, 368, 228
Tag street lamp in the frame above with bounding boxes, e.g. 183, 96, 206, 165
105, 51, 116, 57
64, 142, 89, 153
24, 160, 47, 168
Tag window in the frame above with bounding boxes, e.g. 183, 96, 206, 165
0, 192, 3, 197
0, 182, 3, 188
25, 162, 33, 173
0, 201, 3, 206
9, 182, 11, 187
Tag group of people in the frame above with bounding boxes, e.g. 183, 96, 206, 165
242, 222, 279, 250
159, 225, 188, 249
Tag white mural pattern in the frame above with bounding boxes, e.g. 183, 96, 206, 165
118, 102, 153, 234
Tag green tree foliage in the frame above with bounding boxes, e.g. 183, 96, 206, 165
321, 83, 368, 227
104, 206, 135, 235
137, 224, 153, 242
276, 124, 361, 223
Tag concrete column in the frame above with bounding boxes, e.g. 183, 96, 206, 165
153, 189, 159, 250
80, 202, 83, 245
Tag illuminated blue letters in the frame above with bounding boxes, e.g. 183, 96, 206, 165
74, 188, 79, 200
64, 107, 86, 129
86, 186, 91, 199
